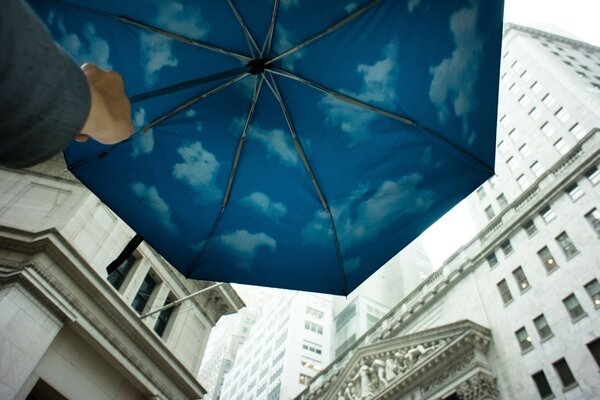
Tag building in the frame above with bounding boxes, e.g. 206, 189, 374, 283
0, 155, 244, 400
219, 290, 333, 400
294, 24, 600, 400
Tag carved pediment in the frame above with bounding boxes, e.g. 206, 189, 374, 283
321, 320, 491, 400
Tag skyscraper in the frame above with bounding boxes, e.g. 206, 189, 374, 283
295, 24, 600, 400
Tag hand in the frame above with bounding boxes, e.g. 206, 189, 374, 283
78, 64, 133, 144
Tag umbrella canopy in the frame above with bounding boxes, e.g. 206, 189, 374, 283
29, 0, 504, 295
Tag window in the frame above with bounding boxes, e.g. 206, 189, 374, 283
585, 166, 600, 185
532, 370, 553, 399
540, 205, 556, 223
513, 267, 530, 291
521, 70, 532, 82
569, 122, 586, 140
301, 357, 322, 371
533, 314, 553, 340
512, 60, 523, 72
584, 279, 600, 307
530, 161, 544, 177
556, 231, 578, 258
302, 341, 322, 355
540, 121, 555, 137
507, 157, 519, 170
488, 175, 498, 188
523, 219, 537, 237
518, 94, 531, 107
497, 193, 508, 208
585, 208, 600, 235
497, 140, 508, 154
538, 246, 558, 272
304, 321, 323, 334
542, 93, 555, 107
515, 327, 533, 352
565, 183, 584, 201
107, 254, 136, 290
553, 138, 570, 155
500, 240, 514, 256
132, 273, 157, 313
497, 279, 513, 305
484, 205, 495, 220
486, 252, 498, 268
587, 338, 600, 367
519, 145, 531, 159
476, 187, 486, 199
154, 296, 174, 337
508, 128, 521, 141
563, 294, 586, 320
530, 81, 543, 95
306, 306, 324, 319
555, 107, 570, 123
299, 373, 311, 385
517, 174, 530, 190
509, 84, 520, 96
529, 107, 542, 121
335, 304, 356, 332
552, 358, 577, 388
500, 114, 511, 127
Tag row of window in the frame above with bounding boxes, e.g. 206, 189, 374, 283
532, 339, 600, 399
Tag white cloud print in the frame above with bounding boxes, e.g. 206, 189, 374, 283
131, 107, 155, 158
140, 2, 210, 87
249, 124, 299, 167
173, 141, 222, 203
240, 192, 287, 220
303, 173, 436, 253
274, 24, 304, 71
219, 230, 276, 270
48, 13, 112, 69
429, 1, 482, 145
320, 41, 399, 143
131, 182, 178, 235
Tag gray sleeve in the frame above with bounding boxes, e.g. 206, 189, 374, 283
0, 0, 91, 168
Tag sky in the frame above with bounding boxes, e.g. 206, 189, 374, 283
420, 0, 600, 268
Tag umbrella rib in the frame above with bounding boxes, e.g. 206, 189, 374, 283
269, 68, 495, 173
225, 0, 261, 57
186, 76, 264, 277
262, 75, 349, 296
261, 0, 280, 57
266, 0, 384, 66
68, 74, 250, 172
44, 0, 252, 61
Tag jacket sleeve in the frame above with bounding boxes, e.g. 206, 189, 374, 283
0, 0, 91, 168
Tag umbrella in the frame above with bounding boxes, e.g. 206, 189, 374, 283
29, 0, 504, 295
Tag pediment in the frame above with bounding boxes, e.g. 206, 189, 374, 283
319, 320, 491, 400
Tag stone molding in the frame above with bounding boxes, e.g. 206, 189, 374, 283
455, 372, 500, 400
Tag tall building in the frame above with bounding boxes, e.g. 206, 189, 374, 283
219, 290, 333, 400
294, 25, 600, 400
0, 156, 244, 400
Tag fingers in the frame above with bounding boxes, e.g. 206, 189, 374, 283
75, 133, 90, 142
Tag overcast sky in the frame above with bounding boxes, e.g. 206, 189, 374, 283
420, 0, 600, 268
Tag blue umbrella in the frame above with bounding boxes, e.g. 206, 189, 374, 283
29, 0, 504, 295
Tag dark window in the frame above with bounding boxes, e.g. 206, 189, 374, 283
587, 338, 600, 368
500, 240, 514, 256
565, 183, 584, 201
540, 205, 556, 223
552, 358, 577, 388
538, 246, 558, 273
497, 279, 513, 305
562, 294, 585, 320
107, 255, 136, 290
532, 370, 553, 399
584, 279, 600, 307
497, 193, 509, 208
516, 327, 533, 352
154, 296, 174, 337
513, 267, 530, 291
486, 252, 499, 268
555, 232, 578, 258
132, 273, 156, 313
585, 166, 600, 185
523, 219, 537, 237
585, 208, 600, 236
533, 314, 553, 340
485, 205, 495, 220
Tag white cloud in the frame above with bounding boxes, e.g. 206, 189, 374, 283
140, 2, 209, 87
51, 15, 112, 69
131, 107, 155, 157
172, 141, 222, 203
280, 0, 301, 11
345, 3, 358, 13
320, 41, 399, 143
249, 124, 299, 167
240, 192, 287, 219
407, 0, 422, 13
219, 230, 276, 270
303, 174, 436, 250
185, 109, 197, 118
429, 1, 482, 142
130, 182, 178, 234
274, 24, 304, 71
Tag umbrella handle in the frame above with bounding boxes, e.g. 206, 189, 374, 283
106, 233, 143, 274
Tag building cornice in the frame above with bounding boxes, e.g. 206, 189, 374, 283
504, 23, 600, 52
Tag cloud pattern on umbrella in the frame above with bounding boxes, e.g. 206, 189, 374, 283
29, 0, 503, 294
